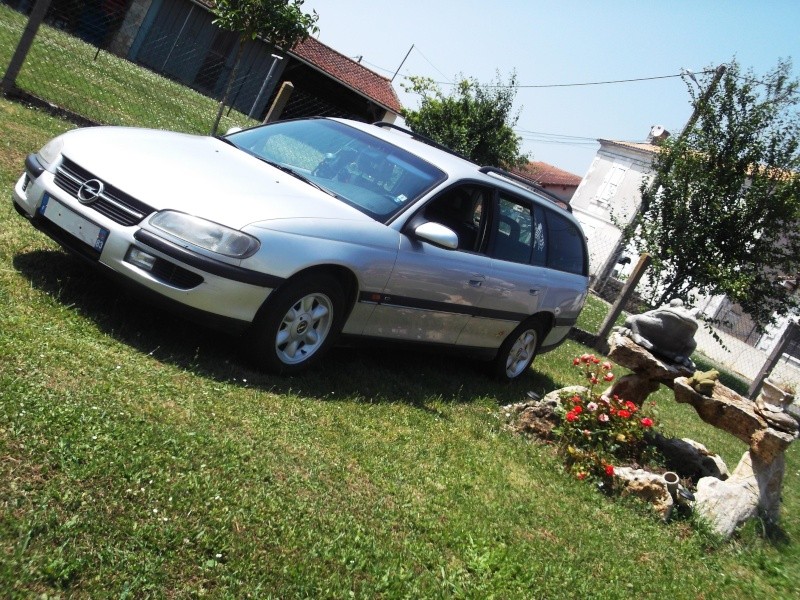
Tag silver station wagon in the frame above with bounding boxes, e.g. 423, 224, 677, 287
13, 118, 589, 379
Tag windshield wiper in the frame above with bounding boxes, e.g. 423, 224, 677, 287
214, 135, 239, 149
256, 157, 343, 199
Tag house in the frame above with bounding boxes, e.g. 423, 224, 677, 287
569, 126, 799, 375
568, 128, 664, 279
511, 161, 582, 205
100, 0, 402, 123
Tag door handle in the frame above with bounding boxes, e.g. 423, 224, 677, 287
469, 275, 486, 288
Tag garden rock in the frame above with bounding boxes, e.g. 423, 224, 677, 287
694, 452, 786, 537
673, 378, 796, 462
604, 333, 693, 404
615, 299, 699, 368
502, 389, 576, 440
651, 435, 729, 481
613, 467, 675, 521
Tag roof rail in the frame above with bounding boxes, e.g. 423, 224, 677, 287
479, 166, 572, 212
372, 121, 472, 162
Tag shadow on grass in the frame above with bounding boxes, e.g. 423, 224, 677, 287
13, 250, 557, 408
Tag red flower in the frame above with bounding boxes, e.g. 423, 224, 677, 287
602, 361, 613, 371
605, 464, 615, 477
603, 373, 615, 382
580, 354, 592, 363
590, 376, 599, 385
571, 395, 582, 404
624, 401, 638, 412
573, 405, 583, 415
573, 357, 581, 365
617, 409, 631, 419
566, 411, 578, 422
592, 357, 601, 364
577, 472, 587, 480
640, 417, 654, 428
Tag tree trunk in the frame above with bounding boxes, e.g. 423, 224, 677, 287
210, 34, 246, 136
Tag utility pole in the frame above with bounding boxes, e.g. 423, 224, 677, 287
593, 64, 727, 293
391, 44, 414, 83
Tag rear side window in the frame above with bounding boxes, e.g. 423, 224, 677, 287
492, 194, 533, 264
544, 210, 586, 275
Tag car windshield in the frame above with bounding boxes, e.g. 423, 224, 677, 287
226, 119, 446, 222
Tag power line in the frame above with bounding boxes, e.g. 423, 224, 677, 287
433, 70, 717, 89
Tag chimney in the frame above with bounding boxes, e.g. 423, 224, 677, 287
647, 125, 671, 145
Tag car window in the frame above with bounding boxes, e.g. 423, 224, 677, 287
491, 194, 534, 264
531, 204, 548, 267
422, 186, 489, 252
544, 209, 587, 275
227, 119, 445, 223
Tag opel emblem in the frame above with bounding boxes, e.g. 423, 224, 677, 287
77, 179, 105, 205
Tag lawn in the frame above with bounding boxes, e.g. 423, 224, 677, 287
1, 9, 799, 596
1, 97, 799, 599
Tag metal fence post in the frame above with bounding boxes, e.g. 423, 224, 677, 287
1, 0, 52, 96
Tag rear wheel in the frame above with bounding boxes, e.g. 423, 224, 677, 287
493, 319, 544, 381
248, 273, 345, 375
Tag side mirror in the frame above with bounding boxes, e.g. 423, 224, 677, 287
414, 222, 458, 250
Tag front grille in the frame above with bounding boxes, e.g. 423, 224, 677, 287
54, 157, 156, 226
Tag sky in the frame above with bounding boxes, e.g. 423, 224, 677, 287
302, 0, 800, 177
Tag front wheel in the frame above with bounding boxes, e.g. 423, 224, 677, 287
247, 273, 345, 375
492, 320, 544, 381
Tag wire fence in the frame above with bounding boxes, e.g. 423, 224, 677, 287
0, 1, 344, 136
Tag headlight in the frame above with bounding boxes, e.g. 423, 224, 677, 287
150, 211, 260, 259
36, 136, 64, 171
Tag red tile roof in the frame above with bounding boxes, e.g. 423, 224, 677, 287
512, 161, 582, 187
194, 1, 402, 115
290, 37, 403, 115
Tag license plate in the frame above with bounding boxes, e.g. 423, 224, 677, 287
39, 194, 109, 252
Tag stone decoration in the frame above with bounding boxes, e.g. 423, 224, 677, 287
604, 333, 694, 404
615, 299, 698, 369
506, 323, 798, 538
694, 453, 787, 538
671, 377, 798, 536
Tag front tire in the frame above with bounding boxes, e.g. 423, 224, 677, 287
248, 273, 345, 375
493, 319, 544, 381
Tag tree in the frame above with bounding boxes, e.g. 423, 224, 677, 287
401, 72, 528, 169
210, 0, 318, 135
625, 59, 800, 329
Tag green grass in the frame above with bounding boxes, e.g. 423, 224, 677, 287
2, 97, 799, 600
1, 16, 799, 596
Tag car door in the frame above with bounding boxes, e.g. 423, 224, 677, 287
457, 190, 549, 348
359, 186, 491, 344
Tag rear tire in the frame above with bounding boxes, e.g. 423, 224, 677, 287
248, 273, 345, 375
492, 319, 544, 381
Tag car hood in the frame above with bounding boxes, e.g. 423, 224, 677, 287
57, 126, 374, 229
